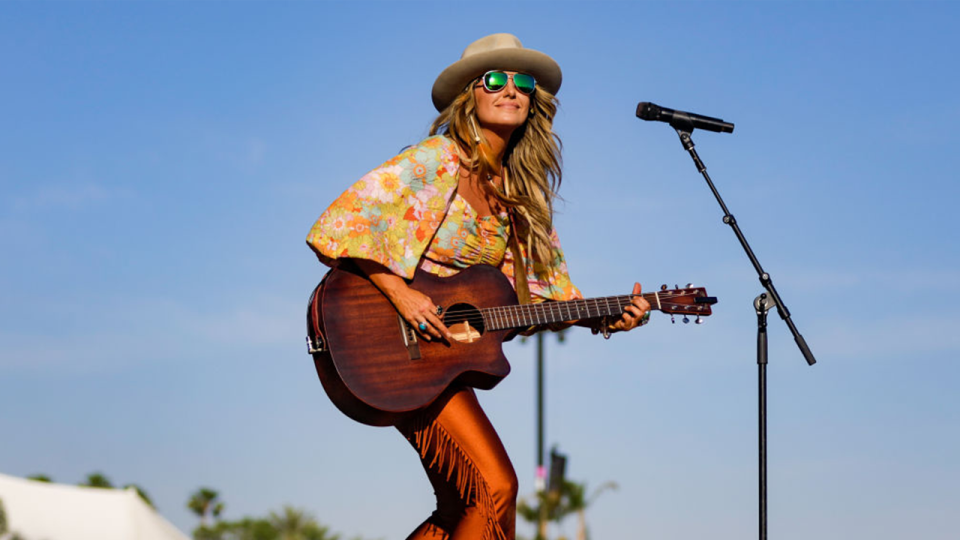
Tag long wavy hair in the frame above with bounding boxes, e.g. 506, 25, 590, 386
429, 83, 563, 268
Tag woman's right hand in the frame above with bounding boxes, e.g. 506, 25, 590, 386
351, 259, 452, 342
385, 284, 452, 342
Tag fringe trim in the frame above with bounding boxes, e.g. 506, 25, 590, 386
418, 522, 450, 539
401, 415, 509, 540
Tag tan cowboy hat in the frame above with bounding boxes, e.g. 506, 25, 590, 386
432, 33, 562, 112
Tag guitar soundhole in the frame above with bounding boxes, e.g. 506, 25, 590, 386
443, 303, 485, 344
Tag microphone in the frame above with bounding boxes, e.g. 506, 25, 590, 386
636, 102, 734, 134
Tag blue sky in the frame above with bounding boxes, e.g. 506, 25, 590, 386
1, 1, 958, 539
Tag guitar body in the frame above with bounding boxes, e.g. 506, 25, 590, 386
307, 263, 716, 427
308, 264, 519, 426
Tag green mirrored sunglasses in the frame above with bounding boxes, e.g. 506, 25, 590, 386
477, 71, 537, 95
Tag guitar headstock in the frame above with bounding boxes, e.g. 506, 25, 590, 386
654, 285, 717, 320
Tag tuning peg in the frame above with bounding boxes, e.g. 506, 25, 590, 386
660, 284, 667, 291
670, 315, 676, 324
674, 284, 679, 290
683, 316, 690, 324
686, 283, 694, 289
695, 316, 703, 324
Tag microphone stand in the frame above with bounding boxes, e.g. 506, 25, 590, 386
670, 124, 817, 540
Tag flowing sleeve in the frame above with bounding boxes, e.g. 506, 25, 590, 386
306, 136, 460, 279
500, 227, 583, 303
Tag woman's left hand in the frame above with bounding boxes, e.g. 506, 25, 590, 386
608, 282, 652, 332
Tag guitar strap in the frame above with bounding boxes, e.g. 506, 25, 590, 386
508, 210, 531, 305
493, 164, 530, 305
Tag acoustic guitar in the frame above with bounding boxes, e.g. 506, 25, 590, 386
306, 263, 716, 426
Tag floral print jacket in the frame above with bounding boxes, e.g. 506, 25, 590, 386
306, 135, 581, 303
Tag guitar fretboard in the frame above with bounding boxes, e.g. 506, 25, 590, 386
481, 293, 655, 331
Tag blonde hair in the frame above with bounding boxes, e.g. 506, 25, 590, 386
429, 84, 562, 268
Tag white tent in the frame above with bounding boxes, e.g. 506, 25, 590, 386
0, 472, 190, 540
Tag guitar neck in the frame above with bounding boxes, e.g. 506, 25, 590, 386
481, 293, 657, 331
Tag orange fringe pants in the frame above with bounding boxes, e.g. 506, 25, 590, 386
397, 387, 518, 540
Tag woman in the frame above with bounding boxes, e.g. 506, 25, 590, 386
307, 33, 651, 540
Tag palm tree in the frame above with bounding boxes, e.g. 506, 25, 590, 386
269, 506, 339, 540
561, 481, 617, 540
271, 506, 309, 540
517, 479, 618, 540
81, 472, 114, 489
518, 488, 561, 540
187, 487, 224, 527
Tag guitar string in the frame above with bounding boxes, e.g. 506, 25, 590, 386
434, 292, 707, 329
439, 305, 708, 326
436, 292, 703, 324
438, 307, 709, 330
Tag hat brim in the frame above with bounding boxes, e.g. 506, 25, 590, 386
432, 48, 562, 112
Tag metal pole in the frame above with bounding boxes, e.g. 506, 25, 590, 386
537, 332, 545, 480
756, 293, 771, 540
536, 332, 547, 540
